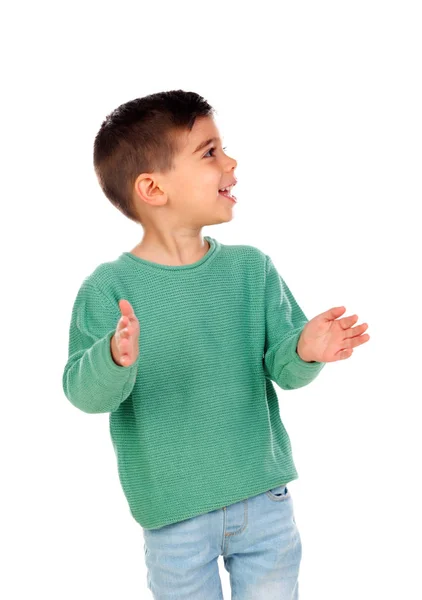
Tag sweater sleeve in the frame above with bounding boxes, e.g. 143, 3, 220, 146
263, 255, 326, 390
62, 280, 140, 414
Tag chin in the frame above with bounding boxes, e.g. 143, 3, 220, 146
205, 214, 234, 226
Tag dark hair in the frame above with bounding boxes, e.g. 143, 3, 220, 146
93, 90, 215, 224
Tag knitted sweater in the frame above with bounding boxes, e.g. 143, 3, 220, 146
62, 236, 326, 529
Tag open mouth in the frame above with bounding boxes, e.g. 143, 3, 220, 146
218, 184, 237, 203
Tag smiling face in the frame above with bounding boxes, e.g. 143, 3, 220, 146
134, 116, 238, 227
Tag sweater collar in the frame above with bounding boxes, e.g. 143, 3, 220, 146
120, 236, 219, 271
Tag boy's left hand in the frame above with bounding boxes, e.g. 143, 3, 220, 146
296, 306, 370, 363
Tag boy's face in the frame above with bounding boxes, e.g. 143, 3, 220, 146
135, 116, 238, 226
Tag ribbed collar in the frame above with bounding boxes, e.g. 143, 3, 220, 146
119, 236, 219, 271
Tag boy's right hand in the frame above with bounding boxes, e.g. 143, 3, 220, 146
110, 299, 140, 367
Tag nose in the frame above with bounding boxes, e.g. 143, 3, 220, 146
224, 154, 237, 171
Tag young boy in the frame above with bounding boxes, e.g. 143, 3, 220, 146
62, 90, 370, 599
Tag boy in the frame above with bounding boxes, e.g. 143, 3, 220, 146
62, 90, 370, 599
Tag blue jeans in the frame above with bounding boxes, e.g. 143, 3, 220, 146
142, 484, 302, 599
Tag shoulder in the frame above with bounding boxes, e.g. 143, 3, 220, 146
219, 240, 267, 268
75, 258, 123, 309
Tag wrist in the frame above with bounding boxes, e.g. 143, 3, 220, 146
110, 334, 121, 366
296, 337, 315, 363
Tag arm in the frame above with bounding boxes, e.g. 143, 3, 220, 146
62, 281, 140, 413
263, 255, 326, 390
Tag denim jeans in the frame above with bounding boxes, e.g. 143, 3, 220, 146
142, 484, 302, 599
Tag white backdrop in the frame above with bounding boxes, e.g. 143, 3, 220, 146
2, 0, 421, 598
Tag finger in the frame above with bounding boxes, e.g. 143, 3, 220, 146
118, 336, 132, 356
338, 348, 353, 360
342, 333, 370, 350
119, 338, 138, 364
322, 306, 347, 321
117, 315, 131, 332
117, 311, 138, 330
351, 333, 370, 347
117, 315, 127, 328
119, 299, 136, 319
119, 326, 131, 339
345, 322, 369, 339
118, 327, 139, 349
119, 351, 131, 365
339, 314, 359, 330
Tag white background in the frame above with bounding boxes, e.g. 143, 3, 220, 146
2, 1, 421, 598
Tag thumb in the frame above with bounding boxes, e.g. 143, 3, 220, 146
322, 306, 346, 321
118, 299, 135, 319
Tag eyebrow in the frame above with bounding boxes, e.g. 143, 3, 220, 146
192, 137, 222, 154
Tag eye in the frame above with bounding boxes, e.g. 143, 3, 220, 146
203, 146, 227, 158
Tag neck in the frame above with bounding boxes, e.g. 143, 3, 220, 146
130, 229, 210, 266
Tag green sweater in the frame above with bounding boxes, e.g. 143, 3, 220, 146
62, 236, 326, 529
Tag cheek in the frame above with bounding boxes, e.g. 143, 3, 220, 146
191, 174, 220, 197
203, 168, 221, 191
175, 165, 220, 197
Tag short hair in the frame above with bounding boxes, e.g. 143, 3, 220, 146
93, 90, 215, 224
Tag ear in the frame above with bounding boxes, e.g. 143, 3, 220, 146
134, 173, 167, 207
